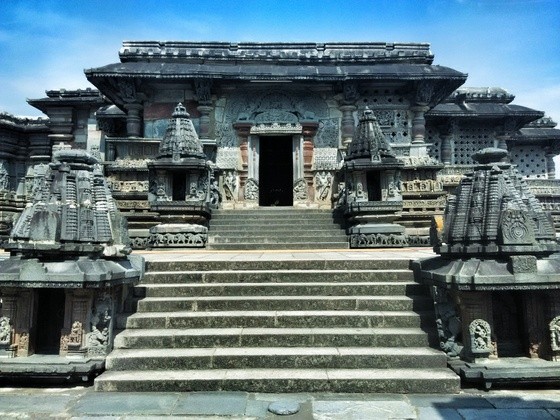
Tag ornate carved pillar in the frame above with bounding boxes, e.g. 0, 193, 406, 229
411, 105, 430, 145
233, 122, 252, 201
302, 121, 319, 202
194, 79, 214, 140
339, 81, 359, 149
124, 103, 143, 138
546, 152, 556, 179
340, 104, 357, 149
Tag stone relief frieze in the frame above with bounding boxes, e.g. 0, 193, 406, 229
217, 89, 329, 147
107, 178, 149, 193
350, 232, 408, 248
110, 158, 152, 169
0, 160, 10, 191
315, 118, 340, 148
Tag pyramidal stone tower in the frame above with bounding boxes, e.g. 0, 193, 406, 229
341, 108, 406, 247
415, 148, 560, 387
0, 147, 142, 380
147, 103, 212, 248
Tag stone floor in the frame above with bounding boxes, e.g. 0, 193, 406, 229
0, 385, 558, 419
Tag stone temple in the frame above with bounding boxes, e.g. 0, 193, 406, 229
0, 41, 560, 390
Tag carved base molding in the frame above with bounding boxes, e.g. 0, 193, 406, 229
148, 224, 208, 248
350, 233, 408, 248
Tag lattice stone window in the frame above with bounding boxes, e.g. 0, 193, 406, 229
427, 128, 441, 161
453, 127, 494, 165
510, 146, 547, 178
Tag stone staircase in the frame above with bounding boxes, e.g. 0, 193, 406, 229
95, 256, 459, 393
207, 208, 349, 250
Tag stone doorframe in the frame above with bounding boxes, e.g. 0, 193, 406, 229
233, 120, 319, 205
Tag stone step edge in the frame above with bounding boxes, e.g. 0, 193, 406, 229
95, 368, 459, 382
144, 269, 413, 275
139, 295, 429, 302
107, 346, 444, 358
141, 281, 420, 288
127, 309, 434, 318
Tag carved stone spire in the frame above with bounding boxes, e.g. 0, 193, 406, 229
346, 107, 396, 163
437, 147, 560, 257
157, 103, 205, 160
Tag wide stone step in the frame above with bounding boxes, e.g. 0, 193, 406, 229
94, 368, 460, 393
208, 234, 348, 244
144, 259, 412, 272
209, 224, 343, 232
125, 310, 434, 329
106, 347, 446, 370
137, 295, 433, 312
143, 282, 427, 297
207, 242, 349, 250
114, 327, 433, 349
141, 269, 414, 284
211, 209, 337, 217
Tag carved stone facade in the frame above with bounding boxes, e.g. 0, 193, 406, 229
0, 42, 557, 250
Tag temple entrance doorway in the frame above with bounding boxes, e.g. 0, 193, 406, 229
259, 136, 293, 206
35, 289, 65, 354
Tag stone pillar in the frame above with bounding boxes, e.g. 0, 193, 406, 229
124, 103, 143, 138
197, 105, 213, 140
340, 104, 356, 149
233, 122, 252, 202
411, 105, 430, 145
546, 152, 556, 179
457, 292, 495, 360
302, 122, 319, 202
439, 124, 453, 165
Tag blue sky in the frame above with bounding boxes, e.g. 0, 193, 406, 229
1, 0, 559, 123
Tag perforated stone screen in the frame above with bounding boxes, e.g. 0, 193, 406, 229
510, 146, 547, 178
453, 127, 494, 165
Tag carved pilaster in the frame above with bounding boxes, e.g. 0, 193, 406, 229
60, 290, 92, 356
233, 122, 252, 201
302, 122, 319, 202
124, 103, 143, 138
197, 105, 213, 140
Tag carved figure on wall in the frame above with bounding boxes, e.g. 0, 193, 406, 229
0, 317, 12, 346
209, 177, 221, 207
223, 171, 237, 201
87, 304, 112, 356
431, 287, 462, 357
293, 178, 308, 201
68, 320, 83, 347
550, 316, 560, 351
315, 172, 333, 201
355, 182, 366, 201
244, 178, 259, 201
469, 319, 492, 355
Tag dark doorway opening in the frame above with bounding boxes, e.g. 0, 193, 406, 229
259, 136, 293, 206
492, 291, 525, 357
35, 289, 65, 354
172, 172, 186, 201
366, 171, 382, 201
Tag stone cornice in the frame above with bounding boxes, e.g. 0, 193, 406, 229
119, 41, 435, 65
